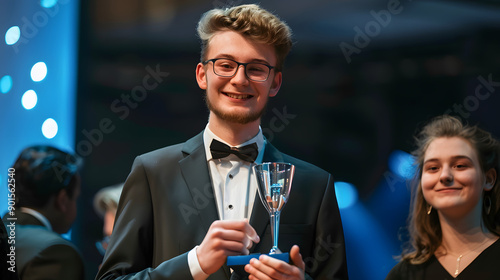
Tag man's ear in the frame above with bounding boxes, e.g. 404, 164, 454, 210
196, 63, 207, 90
268, 71, 282, 97
55, 189, 70, 212
484, 168, 497, 191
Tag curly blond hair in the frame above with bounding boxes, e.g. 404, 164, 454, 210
197, 4, 292, 72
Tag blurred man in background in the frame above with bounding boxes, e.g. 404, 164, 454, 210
2, 145, 84, 280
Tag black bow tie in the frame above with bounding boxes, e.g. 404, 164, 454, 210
210, 139, 258, 163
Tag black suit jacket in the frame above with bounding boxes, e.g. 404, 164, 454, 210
2, 212, 84, 280
96, 132, 348, 280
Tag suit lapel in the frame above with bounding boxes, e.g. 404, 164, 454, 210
249, 141, 284, 252
179, 132, 231, 279
179, 132, 219, 232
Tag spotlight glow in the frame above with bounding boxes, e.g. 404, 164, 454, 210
42, 118, 58, 139
22, 90, 38, 110
334, 181, 358, 209
1, 75, 13, 94
31, 62, 48, 82
5, 26, 21, 45
388, 150, 416, 179
41, 0, 58, 8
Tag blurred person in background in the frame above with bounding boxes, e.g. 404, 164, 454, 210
93, 182, 123, 257
2, 145, 85, 280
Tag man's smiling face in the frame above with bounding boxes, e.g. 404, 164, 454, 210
196, 30, 282, 125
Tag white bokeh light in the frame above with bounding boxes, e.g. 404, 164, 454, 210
42, 118, 58, 139
31, 62, 48, 82
22, 90, 38, 110
5, 26, 21, 45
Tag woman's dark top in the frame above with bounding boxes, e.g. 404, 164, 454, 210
386, 238, 500, 280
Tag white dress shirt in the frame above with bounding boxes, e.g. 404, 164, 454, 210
188, 125, 266, 279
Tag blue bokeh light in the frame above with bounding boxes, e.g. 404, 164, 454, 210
1, 0, 79, 233
5, 26, 21, 45
388, 150, 416, 179
41, 0, 58, 8
339, 202, 401, 279
334, 181, 359, 209
31, 62, 48, 82
0, 75, 13, 94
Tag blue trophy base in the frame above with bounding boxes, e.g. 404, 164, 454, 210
227, 253, 289, 267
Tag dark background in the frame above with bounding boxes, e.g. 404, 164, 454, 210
73, 0, 500, 279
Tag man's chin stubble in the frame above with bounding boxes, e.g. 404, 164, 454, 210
204, 94, 267, 125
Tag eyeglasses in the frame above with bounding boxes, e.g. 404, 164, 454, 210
202, 58, 275, 82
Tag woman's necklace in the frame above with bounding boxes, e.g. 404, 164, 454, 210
445, 238, 491, 277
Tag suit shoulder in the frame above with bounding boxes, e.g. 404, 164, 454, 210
140, 143, 185, 159
24, 243, 84, 280
17, 225, 61, 243
133, 143, 186, 167
15, 226, 83, 276
133, 133, 204, 168
280, 153, 330, 176
41, 243, 83, 260
18, 226, 79, 251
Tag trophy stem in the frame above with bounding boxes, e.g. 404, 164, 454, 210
269, 212, 281, 254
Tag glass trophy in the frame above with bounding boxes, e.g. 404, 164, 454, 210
226, 162, 295, 266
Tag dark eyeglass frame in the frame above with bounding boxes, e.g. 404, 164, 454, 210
202, 58, 275, 82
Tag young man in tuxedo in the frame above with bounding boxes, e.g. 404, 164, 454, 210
97, 4, 348, 280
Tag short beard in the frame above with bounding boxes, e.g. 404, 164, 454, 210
204, 92, 267, 124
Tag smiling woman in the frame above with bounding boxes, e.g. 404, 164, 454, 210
386, 115, 500, 280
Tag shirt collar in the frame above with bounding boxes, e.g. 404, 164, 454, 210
203, 124, 266, 164
20, 207, 53, 231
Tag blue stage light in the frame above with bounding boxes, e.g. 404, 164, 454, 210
31, 61, 48, 82
340, 202, 401, 280
22, 89, 38, 110
388, 150, 415, 179
42, 118, 58, 139
0, 75, 13, 94
41, 0, 58, 8
0, 0, 79, 226
5, 26, 21, 45
334, 181, 358, 209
